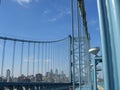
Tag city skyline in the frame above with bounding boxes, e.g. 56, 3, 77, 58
1, 68, 69, 83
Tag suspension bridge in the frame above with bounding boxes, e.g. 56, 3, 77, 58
0, 34, 89, 90
0, 0, 120, 90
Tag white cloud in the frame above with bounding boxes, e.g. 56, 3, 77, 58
12, 0, 39, 7
48, 8, 70, 22
48, 18, 57, 22
17, 0, 32, 5
43, 10, 51, 15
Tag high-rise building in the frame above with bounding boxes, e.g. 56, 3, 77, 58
55, 69, 58, 75
18, 74, 26, 82
6, 69, 10, 82
36, 73, 42, 82
0, 77, 2, 82
46, 72, 51, 77
50, 69, 53, 77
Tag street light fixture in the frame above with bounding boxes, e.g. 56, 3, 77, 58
89, 47, 100, 56
89, 47, 100, 90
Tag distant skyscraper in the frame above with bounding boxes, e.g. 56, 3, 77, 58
46, 72, 51, 77
55, 69, 58, 75
61, 71, 64, 75
6, 69, 10, 82
50, 69, 53, 77
36, 73, 42, 82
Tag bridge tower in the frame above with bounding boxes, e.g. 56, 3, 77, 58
70, 0, 92, 90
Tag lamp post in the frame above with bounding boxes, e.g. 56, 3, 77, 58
89, 47, 102, 90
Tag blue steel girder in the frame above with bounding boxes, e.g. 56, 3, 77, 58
72, 37, 90, 85
0, 82, 74, 90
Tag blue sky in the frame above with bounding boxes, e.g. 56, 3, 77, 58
0, 0, 100, 46
0, 0, 101, 77
0, 0, 71, 41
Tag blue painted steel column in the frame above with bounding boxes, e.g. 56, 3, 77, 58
93, 57, 97, 90
106, 0, 120, 89
97, 0, 110, 90
97, 0, 120, 90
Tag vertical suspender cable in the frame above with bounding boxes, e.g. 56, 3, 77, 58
1, 40, 6, 77
51, 43, 53, 71
68, 35, 72, 83
27, 42, 30, 76
50, 43, 52, 72
20, 42, 24, 76
54, 44, 56, 73
65, 38, 68, 81
45, 43, 47, 75
53, 43, 54, 73
41, 43, 44, 75
11, 41, 16, 80
63, 42, 65, 74
53, 43, 55, 72
77, 1, 81, 90
70, 0, 75, 89
33, 43, 35, 76
48, 43, 50, 72
59, 43, 61, 74
61, 42, 63, 75
38, 43, 40, 74
50, 43, 53, 81
47, 43, 48, 73
66, 39, 69, 79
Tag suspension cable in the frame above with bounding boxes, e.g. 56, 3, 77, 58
51, 43, 53, 73
44, 43, 47, 77
0, 36, 68, 43
33, 43, 35, 77
41, 43, 44, 76
20, 42, 24, 75
53, 44, 55, 73
27, 42, 30, 76
11, 41, 16, 80
0, 35, 69, 82
54, 43, 57, 72
59, 44, 62, 75
1, 40, 6, 77
48, 43, 50, 73
37, 43, 40, 74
